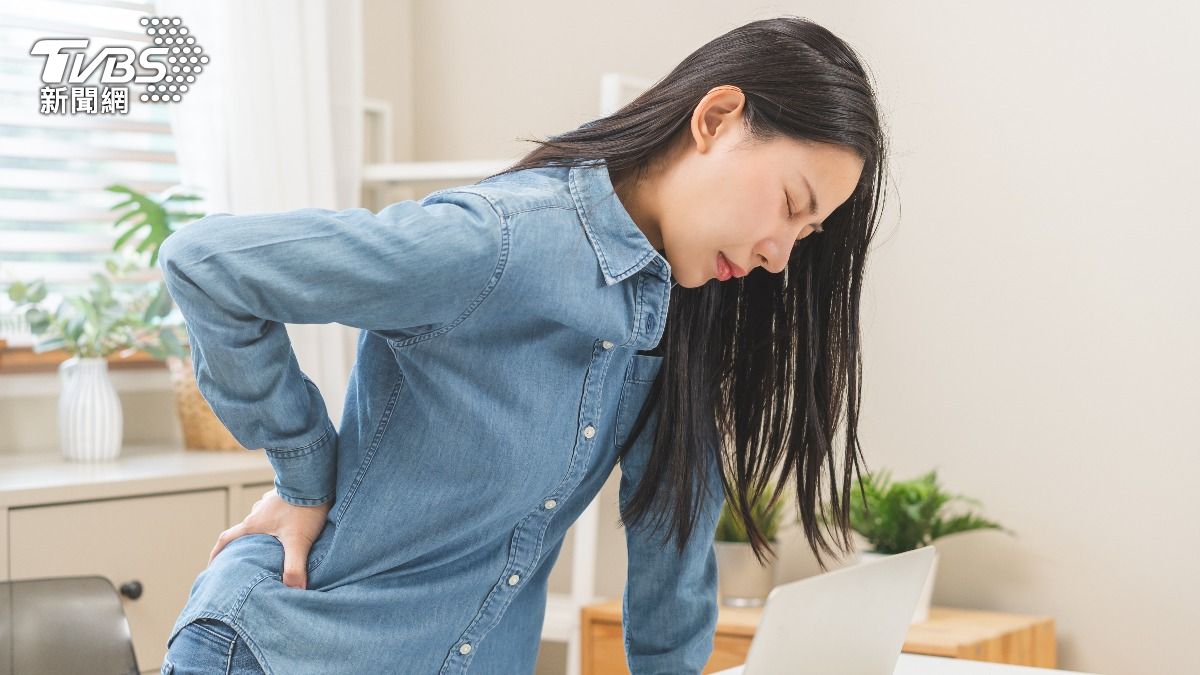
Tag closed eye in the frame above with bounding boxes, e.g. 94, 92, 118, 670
786, 191, 821, 247
787, 190, 824, 236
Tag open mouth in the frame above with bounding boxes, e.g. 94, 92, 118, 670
716, 251, 733, 281
717, 251, 744, 281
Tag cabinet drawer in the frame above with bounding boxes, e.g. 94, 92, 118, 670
9, 490, 227, 672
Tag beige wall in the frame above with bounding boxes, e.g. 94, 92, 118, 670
3, 2, 1191, 674
363, 0, 415, 163
366, 2, 1199, 674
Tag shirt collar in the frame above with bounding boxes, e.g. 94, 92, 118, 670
568, 158, 673, 286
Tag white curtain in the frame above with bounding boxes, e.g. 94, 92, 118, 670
157, 0, 365, 428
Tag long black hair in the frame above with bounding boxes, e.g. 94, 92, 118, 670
485, 15, 889, 570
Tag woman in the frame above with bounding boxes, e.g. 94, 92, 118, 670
159, 15, 887, 675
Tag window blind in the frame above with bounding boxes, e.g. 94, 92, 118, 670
0, 0, 179, 344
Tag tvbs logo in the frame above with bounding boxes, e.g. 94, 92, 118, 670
31, 16, 207, 115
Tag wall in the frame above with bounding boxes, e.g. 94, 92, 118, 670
1, 2, 1190, 673
384, 2, 1199, 674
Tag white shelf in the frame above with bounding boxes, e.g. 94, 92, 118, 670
361, 159, 516, 186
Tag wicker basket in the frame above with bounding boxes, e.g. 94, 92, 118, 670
165, 355, 249, 452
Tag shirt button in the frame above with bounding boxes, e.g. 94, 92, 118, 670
508, 574, 520, 586
544, 499, 557, 509
459, 643, 472, 655
583, 425, 595, 439
601, 340, 614, 350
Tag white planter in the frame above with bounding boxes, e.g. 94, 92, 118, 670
57, 356, 123, 461
856, 546, 939, 624
715, 540, 778, 607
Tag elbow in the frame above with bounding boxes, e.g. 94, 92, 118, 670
157, 223, 212, 298
157, 229, 184, 277
158, 220, 203, 272
158, 215, 220, 277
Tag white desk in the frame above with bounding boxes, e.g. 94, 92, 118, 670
713, 652, 1102, 674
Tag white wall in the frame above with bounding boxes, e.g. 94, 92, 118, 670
362, 2, 1198, 674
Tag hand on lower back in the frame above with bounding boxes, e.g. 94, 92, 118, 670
208, 487, 332, 590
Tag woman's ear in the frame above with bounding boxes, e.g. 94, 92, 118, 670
690, 85, 746, 155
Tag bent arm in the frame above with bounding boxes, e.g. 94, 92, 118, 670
158, 190, 505, 506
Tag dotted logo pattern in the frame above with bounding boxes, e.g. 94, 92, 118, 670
137, 16, 207, 103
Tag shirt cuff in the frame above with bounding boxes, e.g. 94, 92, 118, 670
265, 420, 338, 507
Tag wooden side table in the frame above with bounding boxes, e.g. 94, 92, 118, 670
580, 599, 1056, 675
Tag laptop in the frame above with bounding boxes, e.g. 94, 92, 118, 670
713, 545, 938, 675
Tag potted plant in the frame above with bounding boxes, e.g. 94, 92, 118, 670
6, 259, 187, 461
714, 480, 788, 607
106, 183, 246, 451
828, 467, 1013, 623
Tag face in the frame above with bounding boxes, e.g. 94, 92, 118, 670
622, 86, 866, 288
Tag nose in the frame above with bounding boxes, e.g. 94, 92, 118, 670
754, 226, 811, 274
753, 239, 790, 274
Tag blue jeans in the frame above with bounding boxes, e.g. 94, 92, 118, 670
161, 618, 267, 674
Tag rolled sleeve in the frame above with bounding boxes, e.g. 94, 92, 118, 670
619, 439, 726, 673
157, 190, 505, 506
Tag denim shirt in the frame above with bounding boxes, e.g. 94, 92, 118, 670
157, 158, 725, 675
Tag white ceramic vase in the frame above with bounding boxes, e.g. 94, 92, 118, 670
57, 356, 123, 461
856, 546, 939, 624
715, 540, 779, 607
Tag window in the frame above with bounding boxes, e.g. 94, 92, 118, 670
0, 0, 179, 351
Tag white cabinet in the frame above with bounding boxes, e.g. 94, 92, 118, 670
0, 445, 276, 675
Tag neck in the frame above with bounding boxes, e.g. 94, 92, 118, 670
612, 165, 663, 250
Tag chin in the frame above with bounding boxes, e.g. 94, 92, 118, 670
676, 270, 711, 289
660, 252, 707, 288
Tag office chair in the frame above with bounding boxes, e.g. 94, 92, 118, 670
0, 575, 139, 675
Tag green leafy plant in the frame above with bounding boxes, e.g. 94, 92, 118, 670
716, 480, 788, 543
107, 183, 204, 267
0, 184, 202, 361
6, 258, 188, 360
821, 468, 1013, 554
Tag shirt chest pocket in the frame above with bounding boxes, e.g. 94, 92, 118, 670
613, 353, 664, 456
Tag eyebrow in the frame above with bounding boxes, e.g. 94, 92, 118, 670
800, 174, 819, 218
